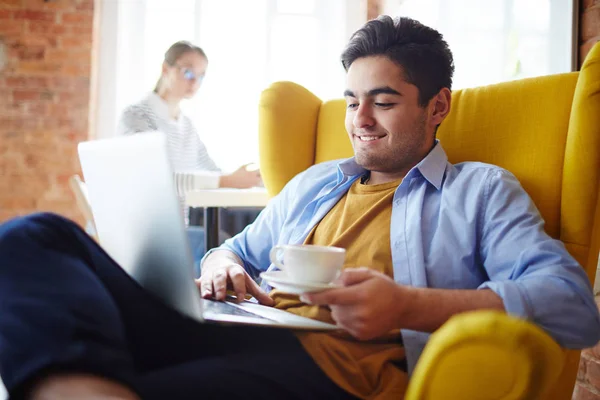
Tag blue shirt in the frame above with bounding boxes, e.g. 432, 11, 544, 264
211, 142, 600, 373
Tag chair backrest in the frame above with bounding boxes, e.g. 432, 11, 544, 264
69, 174, 97, 237
258, 43, 600, 399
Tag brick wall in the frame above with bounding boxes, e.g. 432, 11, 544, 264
574, 296, 600, 399
366, 0, 383, 20
581, 0, 600, 66
0, 0, 94, 224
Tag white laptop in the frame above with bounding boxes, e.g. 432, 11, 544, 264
77, 132, 337, 331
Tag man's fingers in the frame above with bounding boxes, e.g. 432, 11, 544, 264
211, 269, 229, 301
196, 264, 273, 306
337, 267, 373, 286
300, 287, 357, 306
228, 266, 247, 303
197, 277, 213, 299
246, 276, 274, 306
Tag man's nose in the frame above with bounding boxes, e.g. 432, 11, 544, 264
353, 104, 375, 128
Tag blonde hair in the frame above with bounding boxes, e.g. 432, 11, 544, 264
154, 41, 207, 93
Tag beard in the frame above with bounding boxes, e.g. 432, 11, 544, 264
354, 114, 430, 173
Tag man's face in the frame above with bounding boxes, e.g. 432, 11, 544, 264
344, 56, 435, 177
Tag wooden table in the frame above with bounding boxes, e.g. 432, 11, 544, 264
186, 188, 270, 251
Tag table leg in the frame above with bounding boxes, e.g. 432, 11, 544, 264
204, 207, 220, 251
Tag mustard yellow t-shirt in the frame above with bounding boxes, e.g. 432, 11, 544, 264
270, 178, 408, 399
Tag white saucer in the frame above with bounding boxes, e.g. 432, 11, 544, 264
260, 270, 341, 294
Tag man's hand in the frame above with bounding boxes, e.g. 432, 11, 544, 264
196, 250, 274, 306
301, 267, 505, 338
300, 267, 407, 340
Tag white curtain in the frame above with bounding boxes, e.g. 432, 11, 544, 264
94, 0, 365, 171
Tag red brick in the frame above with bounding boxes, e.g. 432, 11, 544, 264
18, 61, 62, 74
0, 0, 22, 7
49, 76, 76, 89
26, 22, 68, 35
583, 0, 600, 10
16, 45, 45, 60
0, 10, 13, 18
70, 25, 92, 36
366, 0, 382, 20
61, 64, 91, 77
0, 116, 37, 130
60, 36, 91, 49
37, 116, 82, 130
21, 0, 68, 9
17, 35, 58, 48
60, 11, 92, 25
582, 6, 600, 41
0, 101, 26, 116
591, 338, 600, 360
72, 76, 90, 89
75, 0, 93, 11
581, 354, 591, 382
26, 102, 48, 115
14, 10, 56, 22
573, 383, 600, 400
587, 357, 600, 390
57, 91, 89, 103
5, 76, 49, 88
0, 20, 23, 35
12, 89, 40, 101
45, 48, 90, 64
47, 103, 70, 116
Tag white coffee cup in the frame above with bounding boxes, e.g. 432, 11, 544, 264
269, 244, 346, 283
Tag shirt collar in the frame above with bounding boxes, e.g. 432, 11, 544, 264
336, 140, 448, 190
337, 158, 367, 179
414, 140, 448, 190
146, 92, 180, 123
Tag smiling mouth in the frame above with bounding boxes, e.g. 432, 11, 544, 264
355, 134, 386, 142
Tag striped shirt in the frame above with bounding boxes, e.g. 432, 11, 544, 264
117, 92, 222, 222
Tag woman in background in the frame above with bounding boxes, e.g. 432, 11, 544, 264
118, 41, 261, 276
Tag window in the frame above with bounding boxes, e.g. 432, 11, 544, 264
382, 0, 575, 89
95, 0, 364, 170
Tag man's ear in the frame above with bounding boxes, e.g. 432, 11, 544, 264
429, 88, 452, 127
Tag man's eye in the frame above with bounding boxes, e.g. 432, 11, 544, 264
375, 103, 395, 107
346, 103, 358, 109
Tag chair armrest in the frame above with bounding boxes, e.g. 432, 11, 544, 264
258, 81, 322, 196
406, 310, 564, 400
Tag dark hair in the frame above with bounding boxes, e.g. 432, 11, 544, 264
154, 40, 208, 92
341, 16, 454, 107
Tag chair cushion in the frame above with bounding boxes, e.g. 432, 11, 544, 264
437, 73, 579, 240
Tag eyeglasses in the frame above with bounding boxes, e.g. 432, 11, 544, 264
174, 65, 205, 82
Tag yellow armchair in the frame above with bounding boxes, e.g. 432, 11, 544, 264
258, 42, 600, 399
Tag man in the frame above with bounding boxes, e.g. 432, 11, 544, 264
0, 16, 598, 400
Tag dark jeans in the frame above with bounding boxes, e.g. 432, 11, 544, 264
0, 213, 356, 400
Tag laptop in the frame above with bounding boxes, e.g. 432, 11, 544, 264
77, 132, 337, 331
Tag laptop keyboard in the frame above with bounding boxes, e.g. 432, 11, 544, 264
202, 299, 275, 321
